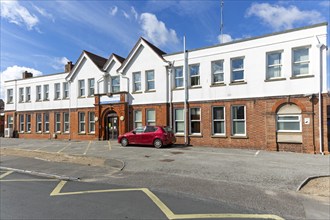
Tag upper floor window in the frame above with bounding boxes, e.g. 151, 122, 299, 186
174, 108, 184, 133
63, 82, 69, 99
133, 72, 141, 92
211, 60, 224, 84
25, 87, 31, 102
212, 106, 225, 135
146, 70, 155, 91
43, 85, 49, 101
7, 89, 13, 103
231, 105, 246, 136
292, 47, 309, 77
88, 78, 95, 96
190, 107, 201, 134
36, 85, 42, 101
134, 110, 142, 128
111, 76, 120, 93
78, 80, 85, 97
231, 57, 244, 82
174, 66, 183, 88
54, 83, 61, 100
266, 51, 282, 79
146, 109, 155, 125
19, 88, 24, 102
189, 64, 200, 86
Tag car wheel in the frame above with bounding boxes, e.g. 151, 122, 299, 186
121, 138, 128, 147
154, 139, 163, 148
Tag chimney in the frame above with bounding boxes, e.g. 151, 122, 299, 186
22, 71, 33, 79
65, 61, 74, 72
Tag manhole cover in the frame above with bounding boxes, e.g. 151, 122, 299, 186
159, 159, 175, 162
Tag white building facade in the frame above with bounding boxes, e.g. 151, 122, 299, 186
4, 23, 329, 153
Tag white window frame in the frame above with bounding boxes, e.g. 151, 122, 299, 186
266, 51, 282, 80
133, 72, 141, 92
189, 64, 200, 87
36, 113, 42, 132
146, 70, 155, 91
211, 60, 224, 84
43, 85, 49, 101
78, 112, 86, 133
36, 85, 42, 101
78, 80, 85, 97
7, 89, 13, 103
88, 78, 95, 96
276, 115, 302, 132
231, 105, 246, 136
134, 110, 142, 129
26, 114, 31, 132
292, 46, 310, 77
44, 113, 49, 133
63, 82, 69, 99
19, 88, 24, 103
231, 57, 244, 82
174, 66, 183, 88
111, 76, 120, 93
146, 109, 156, 126
19, 114, 24, 132
89, 112, 95, 133
189, 107, 201, 134
7, 116, 14, 129
25, 87, 31, 102
55, 113, 61, 133
54, 83, 61, 100
212, 106, 225, 135
63, 112, 69, 133
174, 108, 184, 134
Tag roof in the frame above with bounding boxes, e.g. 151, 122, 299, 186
141, 37, 166, 57
113, 53, 125, 63
83, 50, 107, 69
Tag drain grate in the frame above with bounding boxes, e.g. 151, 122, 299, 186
170, 151, 184, 155
159, 159, 175, 162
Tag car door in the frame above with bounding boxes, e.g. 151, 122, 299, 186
140, 126, 156, 145
130, 127, 144, 144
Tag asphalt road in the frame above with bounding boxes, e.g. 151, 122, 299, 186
0, 170, 283, 220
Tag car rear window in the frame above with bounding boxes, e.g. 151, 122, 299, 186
163, 126, 173, 133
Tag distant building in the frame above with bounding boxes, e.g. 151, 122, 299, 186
3, 22, 329, 154
0, 99, 4, 137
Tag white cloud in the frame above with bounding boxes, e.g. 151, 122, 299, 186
122, 10, 130, 19
217, 34, 233, 44
0, 65, 43, 98
33, 5, 55, 22
140, 13, 179, 47
246, 3, 324, 31
110, 6, 118, 16
319, 1, 330, 7
51, 57, 70, 70
131, 6, 138, 20
0, 0, 39, 30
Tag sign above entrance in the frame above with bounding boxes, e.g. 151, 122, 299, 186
100, 95, 120, 104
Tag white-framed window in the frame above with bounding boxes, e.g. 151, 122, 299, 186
44, 113, 49, 133
231, 57, 244, 82
54, 83, 60, 100
134, 110, 142, 128
190, 108, 201, 134
19, 114, 24, 132
146, 109, 155, 125
231, 105, 246, 136
19, 88, 24, 102
55, 113, 61, 133
146, 70, 155, 91
174, 108, 184, 133
7, 116, 14, 129
43, 85, 49, 101
7, 89, 13, 103
277, 115, 301, 132
25, 87, 31, 102
174, 66, 183, 88
78, 112, 85, 133
266, 51, 282, 79
88, 78, 95, 96
133, 72, 141, 92
89, 112, 95, 133
292, 46, 309, 76
63, 82, 69, 99
189, 64, 200, 86
211, 60, 224, 84
212, 106, 225, 135
36, 113, 42, 132
63, 112, 69, 133
78, 80, 85, 97
36, 85, 42, 101
26, 114, 31, 132
111, 76, 120, 93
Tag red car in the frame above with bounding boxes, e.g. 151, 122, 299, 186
118, 126, 176, 148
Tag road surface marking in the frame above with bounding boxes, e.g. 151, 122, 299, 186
57, 143, 72, 153
50, 180, 284, 220
0, 179, 58, 182
108, 141, 112, 151
0, 171, 14, 179
83, 141, 92, 155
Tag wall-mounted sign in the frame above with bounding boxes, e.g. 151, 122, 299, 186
120, 116, 125, 121
304, 118, 310, 125
100, 95, 120, 104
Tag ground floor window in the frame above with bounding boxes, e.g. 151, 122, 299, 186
36, 113, 42, 132
174, 109, 184, 134
44, 113, 49, 133
63, 112, 69, 133
26, 114, 31, 132
19, 114, 24, 132
89, 112, 95, 133
212, 106, 225, 135
146, 109, 155, 126
79, 112, 85, 133
55, 113, 61, 133
277, 115, 301, 132
190, 108, 201, 134
7, 116, 13, 129
134, 110, 142, 128
231, 105, 246, 136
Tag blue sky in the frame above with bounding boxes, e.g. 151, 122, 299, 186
1, 0, 330, 97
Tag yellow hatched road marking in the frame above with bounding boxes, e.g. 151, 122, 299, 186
0, 179, 58, 182
0, 171, 14, 179
50, 181, 284, 220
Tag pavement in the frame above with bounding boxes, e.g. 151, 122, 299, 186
0, 137, 329, 220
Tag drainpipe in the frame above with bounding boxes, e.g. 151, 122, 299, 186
183, 36, 188, 146
67, 80, 72, 141
166, 61, 174, 128
121, 75, 130, 132
316, 43, 328, 155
